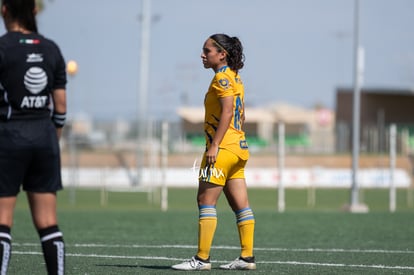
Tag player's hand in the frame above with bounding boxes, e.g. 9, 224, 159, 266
206, 144, 218, 165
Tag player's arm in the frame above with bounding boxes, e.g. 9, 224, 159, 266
241, 105, 245, 127
51, 88, 67, 139
206, 95, 233, 164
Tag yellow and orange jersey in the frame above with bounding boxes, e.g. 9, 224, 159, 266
204, 66, 249, 160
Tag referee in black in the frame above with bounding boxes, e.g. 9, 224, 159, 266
0, 0, 66, 274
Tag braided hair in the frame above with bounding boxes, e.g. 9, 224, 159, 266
209, 33, 245, 74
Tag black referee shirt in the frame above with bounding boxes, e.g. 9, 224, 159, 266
0, 31, 66, 121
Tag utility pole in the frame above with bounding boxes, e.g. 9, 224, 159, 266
348, 0, 368, 213
136, 0, 151, 185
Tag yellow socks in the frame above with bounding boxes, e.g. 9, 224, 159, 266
197, 205, 217, 260
196, 206, 255, 260
236, 207, 255, 258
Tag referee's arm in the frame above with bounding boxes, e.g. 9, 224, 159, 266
51, 88, 67, 139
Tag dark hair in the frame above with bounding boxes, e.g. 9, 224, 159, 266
2, 0, 38, 33
209, 33, 245, 74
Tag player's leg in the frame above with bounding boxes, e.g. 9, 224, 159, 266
0, 197, 16, 275
27, 192, 64, 275
224, 178, 255, 258
196, 181, 223, 261
172, 150, 227, 271
171, 182, 222, 271
195, 150, 230, 263
221, 173, 256, 270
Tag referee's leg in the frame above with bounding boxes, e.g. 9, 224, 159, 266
0, 197, 16, 275
28, 192, 65, 275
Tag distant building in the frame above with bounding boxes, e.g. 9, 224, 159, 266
66, 113, 107, 149
177, 102, 335, 153
335, 88, 414, 153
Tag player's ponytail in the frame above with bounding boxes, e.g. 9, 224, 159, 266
209, 33, 245, 74
2, 0, 38, 33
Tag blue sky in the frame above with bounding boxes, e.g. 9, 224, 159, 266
2, 0, 413, 121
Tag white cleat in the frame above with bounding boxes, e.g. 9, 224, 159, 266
219, 257, 256, 270
172, 256, 212, 271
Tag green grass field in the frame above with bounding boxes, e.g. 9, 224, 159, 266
9, 188, 414, 274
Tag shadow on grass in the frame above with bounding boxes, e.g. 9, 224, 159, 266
96, 264, 172, 270
140, 265, 173, 270
96, 264, 139, 268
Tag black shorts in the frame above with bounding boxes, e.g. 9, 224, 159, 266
0, 118, 63, 196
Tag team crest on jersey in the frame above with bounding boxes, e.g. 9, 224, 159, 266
26, 53, 43, 63
218, 78, 229, 89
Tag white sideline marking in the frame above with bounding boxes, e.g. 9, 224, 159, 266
13, 243, 414, 254
10, 251, 414, 271
259, 260, 414, 271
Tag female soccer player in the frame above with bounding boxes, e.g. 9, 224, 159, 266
0, 0, 66, 274
172, 33, 256, 271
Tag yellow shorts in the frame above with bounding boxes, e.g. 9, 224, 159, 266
198, 148, 247, 186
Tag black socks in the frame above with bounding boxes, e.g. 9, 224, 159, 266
38, 225, 65, 275
0, 225, 11, 275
